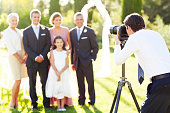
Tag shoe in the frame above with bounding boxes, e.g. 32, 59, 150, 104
78, 102, 85, 105
15, 101, 18, 108
61, 108, 66, 111
44, 106, 52, 109
9, 102, 15, 109
31, 106, 38, 110
88, 102, 94, 107
57, 108, 62, 111
89, 104, 94, 107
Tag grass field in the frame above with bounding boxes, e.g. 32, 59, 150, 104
0, 48, 150, 113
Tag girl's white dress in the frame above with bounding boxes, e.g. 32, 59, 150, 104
45, 50, 78, 99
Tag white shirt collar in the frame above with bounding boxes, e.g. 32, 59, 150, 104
32, 24, 40, 29
76, 25, 84, 35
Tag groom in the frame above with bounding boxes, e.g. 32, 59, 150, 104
70, 12, 98, 106
23, 9, 51, 109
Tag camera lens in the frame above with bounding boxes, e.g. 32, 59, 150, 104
110, 26, 119, 34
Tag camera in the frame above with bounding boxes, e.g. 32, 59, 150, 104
110, 24, 129, 41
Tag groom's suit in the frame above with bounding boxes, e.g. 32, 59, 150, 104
23, 25, 51, 108
70, 26, 98, 105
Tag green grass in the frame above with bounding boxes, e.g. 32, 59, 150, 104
0, 48, 150, 113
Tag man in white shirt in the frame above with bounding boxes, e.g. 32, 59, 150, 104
114, 13, 170, 113
23, 9, 51, 110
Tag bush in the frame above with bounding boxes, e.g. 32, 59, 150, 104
144, 15, 170, 48
0, 13, 8, 31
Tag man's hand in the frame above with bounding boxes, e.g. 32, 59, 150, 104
36, 56, 44, 63
72, 64, 75, 71
115, 35, 121, 45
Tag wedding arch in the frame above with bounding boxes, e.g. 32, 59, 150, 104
81, 0, 112, 77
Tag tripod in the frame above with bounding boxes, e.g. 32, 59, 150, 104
110, 43, 141, 113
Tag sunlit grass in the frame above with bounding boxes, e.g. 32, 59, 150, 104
0, 48, 150, 113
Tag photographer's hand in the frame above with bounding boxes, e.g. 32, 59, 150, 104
115, 35, 121, 45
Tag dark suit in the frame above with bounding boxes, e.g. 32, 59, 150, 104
70, 26, 98, 105
23, 25, 51, 107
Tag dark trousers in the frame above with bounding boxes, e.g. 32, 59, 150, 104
27, 66, 50, 107
141, 73, 170, 113
76, 61, 95, 105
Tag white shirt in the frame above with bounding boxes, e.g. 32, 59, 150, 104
31, 24, 44, 60
32, 24, 40, 39
76, 25, 84, 38
114, 29, 170, 79
3, 27, 22, 55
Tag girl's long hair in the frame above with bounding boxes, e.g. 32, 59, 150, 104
52, 36, 66, 50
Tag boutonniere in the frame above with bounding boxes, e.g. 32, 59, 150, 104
41, 25, 46, 30
84, 28, 87, 33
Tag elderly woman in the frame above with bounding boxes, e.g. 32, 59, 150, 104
3, 13, 27, 109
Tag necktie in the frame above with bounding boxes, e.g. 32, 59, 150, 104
138, 64, 144, 84
35, 26, 39, 39
77, 28, 80, 40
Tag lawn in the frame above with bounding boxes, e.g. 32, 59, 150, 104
0, 48, 150, 113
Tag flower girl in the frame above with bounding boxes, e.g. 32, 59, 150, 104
46, 36, 78, 111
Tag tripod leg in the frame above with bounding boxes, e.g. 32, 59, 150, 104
127, 82, 141, 113
110, 84, 119, 113
114, 83, 123, 113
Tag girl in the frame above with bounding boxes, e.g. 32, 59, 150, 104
49, 12, 72, 106
45, 36, 78, 111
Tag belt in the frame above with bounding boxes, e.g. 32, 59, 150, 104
151, 73, 170, 82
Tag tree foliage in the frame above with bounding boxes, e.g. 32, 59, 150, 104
0, 0, 33, 30
121, 0, 142, 23
74, 0, 87, 13
1, 0, 33, 13
36, 0, 47, 14
143, 0, 170, 24
0, 13, 8, 31
49, 0, 61, 15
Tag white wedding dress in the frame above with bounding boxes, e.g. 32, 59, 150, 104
45, 50, 78, 99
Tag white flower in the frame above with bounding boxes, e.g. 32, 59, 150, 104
84, 28, 87, 33
41, 25, 45, 30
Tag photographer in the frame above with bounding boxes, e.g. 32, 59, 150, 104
113, 13, 170, 113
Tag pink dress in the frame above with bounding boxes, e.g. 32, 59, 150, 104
49, 26, 73, 106
50, 26, 69, 46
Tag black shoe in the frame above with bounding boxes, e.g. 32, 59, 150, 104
31, 106, 38, 110
44, 106, 52, 109
88, 102, 94, 107
88, 104, 94, 107
78, 102, 85, 106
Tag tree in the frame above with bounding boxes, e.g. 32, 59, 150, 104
17, 9, 31, 29
1, 0, 33, 13
36, 0, 47, 14
74, 0, 87, 13
0, 1, 2, 15
143, 0, 170, 24
121, 0, 142, 23
49, 0, 61, 15
0, 0, 33, 30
